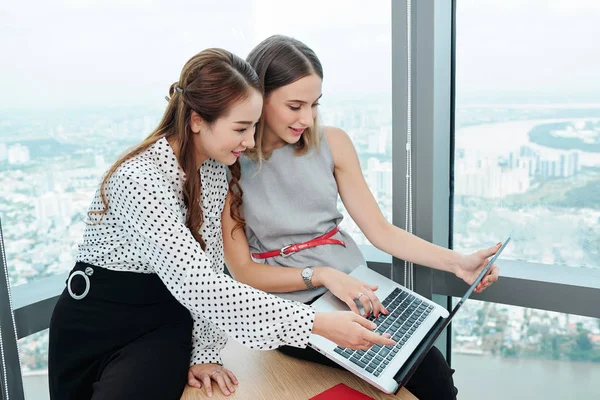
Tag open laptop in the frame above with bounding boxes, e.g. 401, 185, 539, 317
308, 236, 511, 394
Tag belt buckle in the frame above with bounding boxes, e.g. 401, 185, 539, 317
280, 245, 293, 258
67, 270, 91, 300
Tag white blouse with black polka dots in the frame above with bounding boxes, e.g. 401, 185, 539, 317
76, 138, 316, 366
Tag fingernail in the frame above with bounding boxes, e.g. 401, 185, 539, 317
224, 391, 230, 395
497, 242, 502, 246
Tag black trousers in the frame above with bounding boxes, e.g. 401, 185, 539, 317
48, 262, 193, 400
278, 345, 457, 400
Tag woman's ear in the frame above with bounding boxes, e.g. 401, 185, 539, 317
190, 111, 203, 134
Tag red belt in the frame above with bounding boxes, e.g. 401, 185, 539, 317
252, 226, 346, 259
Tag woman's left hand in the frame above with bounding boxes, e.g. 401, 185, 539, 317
188, 363, 238, 397
316, 267, 388, 317
453, 242, 502, 293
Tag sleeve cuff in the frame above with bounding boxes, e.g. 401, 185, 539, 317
189, 347, 223, 367
282, 304, 316, 349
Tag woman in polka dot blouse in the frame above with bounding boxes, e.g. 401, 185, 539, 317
48, 48, 394, 400
223, 36, 503, 400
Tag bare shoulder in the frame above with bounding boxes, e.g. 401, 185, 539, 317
322, 126, 358, 169
323, 125, 352, 146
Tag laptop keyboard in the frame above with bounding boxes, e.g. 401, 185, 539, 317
333, 287, 434, 377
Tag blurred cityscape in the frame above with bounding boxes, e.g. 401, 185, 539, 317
1, 101, 599, 373
454, 299, 600, 363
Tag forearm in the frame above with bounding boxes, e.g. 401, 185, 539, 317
371, 222, 461, 274
230, 261, 331, 293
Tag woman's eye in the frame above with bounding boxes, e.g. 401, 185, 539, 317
236, 129, 247, 133
289, 106, 301, 111
311, 103, 320, 108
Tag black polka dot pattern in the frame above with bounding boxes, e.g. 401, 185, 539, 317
77, 138, 316, 366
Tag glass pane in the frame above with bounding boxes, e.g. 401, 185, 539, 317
0, 0, 392, 290
452, 299, 600, 399
453, 0, 600, 268
453, 2, 600, 396
19, 329, 50, 400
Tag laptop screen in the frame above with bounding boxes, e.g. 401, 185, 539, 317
449, 235, 511, 318
392, 236, 512, 390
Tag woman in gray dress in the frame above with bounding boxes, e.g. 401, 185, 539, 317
221, 35, 502, 400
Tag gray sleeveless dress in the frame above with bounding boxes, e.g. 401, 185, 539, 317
239, 133, 365, 303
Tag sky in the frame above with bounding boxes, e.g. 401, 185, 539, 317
0, 0, 391, 109
1, 0, 598, 110
456, 0, 600, 101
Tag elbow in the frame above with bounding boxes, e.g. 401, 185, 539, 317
225, 262, 252, 285
365, 219, 393, 250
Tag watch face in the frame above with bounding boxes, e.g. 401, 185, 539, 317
302, 268, 312, 278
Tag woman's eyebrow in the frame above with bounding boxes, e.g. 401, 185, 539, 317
287, 94, 323, 104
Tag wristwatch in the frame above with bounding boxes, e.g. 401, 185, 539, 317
301, 267, 316, 290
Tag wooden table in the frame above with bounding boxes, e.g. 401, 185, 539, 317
181, 340, 417, 400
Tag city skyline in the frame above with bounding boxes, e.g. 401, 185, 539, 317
2, 103, 599, 270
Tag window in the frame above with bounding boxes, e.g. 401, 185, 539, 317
453, 0, 600, 268
452, 1, 600, 398
0, 0, 392, 289
18, 330, 50, 400
0, 1, 391, 396
452, 299, 600, 400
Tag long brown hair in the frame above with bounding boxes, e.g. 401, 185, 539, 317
89, 49, 260, 249
246, 35, 323, 162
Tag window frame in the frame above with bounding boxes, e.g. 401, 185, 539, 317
393, 0, 600, 360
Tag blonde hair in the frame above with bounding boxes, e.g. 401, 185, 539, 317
245, 35, 323, 163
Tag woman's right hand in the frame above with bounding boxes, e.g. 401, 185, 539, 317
312, 311, 396, 350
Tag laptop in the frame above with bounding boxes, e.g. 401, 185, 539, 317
308, 236, 511, 394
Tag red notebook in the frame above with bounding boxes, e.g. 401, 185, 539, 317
309, 383, 375, 400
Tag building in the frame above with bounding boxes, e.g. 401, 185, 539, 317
7, 144, 30, 165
